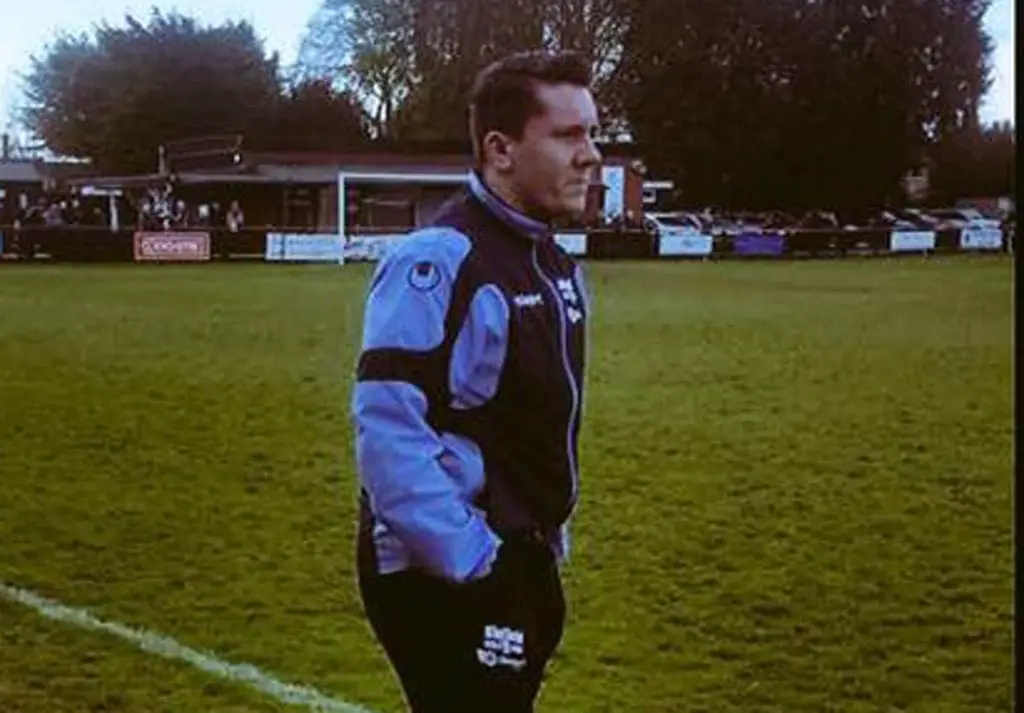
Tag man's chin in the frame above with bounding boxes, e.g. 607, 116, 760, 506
530, 197, 586, 224
556, 199, 587, 222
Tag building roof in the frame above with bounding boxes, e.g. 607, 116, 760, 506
65, 172, 168, 189
0, 160, 45, 183
257, 162, 473, 183
247, 149, 636, 168
62, 144, 643, 189
243, 151, 473, 169
1, 158, 101, 186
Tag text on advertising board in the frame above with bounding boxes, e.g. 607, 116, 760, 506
890, 231, 936, 253
658, 234, 713, 257
959, 228, 1003, 250
134, 232, 211, 262
265, 234, 344, 262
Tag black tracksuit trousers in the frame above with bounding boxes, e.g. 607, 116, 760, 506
357, 533, 566, 713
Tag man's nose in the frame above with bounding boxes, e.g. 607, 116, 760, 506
577, 137, 602, 168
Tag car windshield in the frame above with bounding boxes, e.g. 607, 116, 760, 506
910, 211, 936, 221
654, 216, 692, 227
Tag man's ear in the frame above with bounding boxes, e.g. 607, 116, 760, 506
482, 131, 515, 171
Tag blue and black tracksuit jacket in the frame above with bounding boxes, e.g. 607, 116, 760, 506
352, 171, 589, 584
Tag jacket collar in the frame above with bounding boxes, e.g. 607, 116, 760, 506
468, 170, 549, 242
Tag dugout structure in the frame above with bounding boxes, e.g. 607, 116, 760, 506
336, 170, 469, 248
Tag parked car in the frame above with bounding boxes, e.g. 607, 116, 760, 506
887, 208, 939, 229
870, 211, 920, 230
704, 212, 763, 237
643, 212, 707, 236
926, 207, 1001, 230
798, 210, 840, 229
759, 211, 799, 232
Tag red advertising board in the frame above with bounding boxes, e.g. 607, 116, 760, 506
133, 232, 211, 262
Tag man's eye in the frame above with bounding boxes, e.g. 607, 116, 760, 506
556, 127, 590, 140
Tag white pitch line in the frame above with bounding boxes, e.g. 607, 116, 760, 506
0, 583, 377, 713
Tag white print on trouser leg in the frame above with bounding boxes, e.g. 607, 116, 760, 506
476, 625, 527, 671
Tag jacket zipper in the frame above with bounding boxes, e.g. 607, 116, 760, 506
531, 243, 580, 510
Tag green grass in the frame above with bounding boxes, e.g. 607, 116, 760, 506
0, 257, 1013, 713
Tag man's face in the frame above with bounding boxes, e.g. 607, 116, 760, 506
500, 83, 602, 221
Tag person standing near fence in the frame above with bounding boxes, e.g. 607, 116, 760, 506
350, 50, 602, 713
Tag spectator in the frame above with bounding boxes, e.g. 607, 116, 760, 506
172, 199, 188, 228
12, 196, 44, 259
196, 203, 211, 226
226, 200, 244, 232
68, 199, 85, 225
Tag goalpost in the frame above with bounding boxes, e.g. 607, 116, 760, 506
337, 170, 470, 262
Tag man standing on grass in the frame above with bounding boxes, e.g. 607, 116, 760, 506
350, 50, 601, 712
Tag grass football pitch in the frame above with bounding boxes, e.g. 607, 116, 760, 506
0, 256, 1013, 712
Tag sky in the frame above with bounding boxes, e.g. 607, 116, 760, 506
0, 0, 1016, 144
0, 0, 323, 141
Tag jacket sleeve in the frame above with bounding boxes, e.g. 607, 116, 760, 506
351, 229, 501, 583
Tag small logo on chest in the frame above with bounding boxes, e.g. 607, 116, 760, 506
513, 292, 545, 308
556, 278, 584, 324
556, 279, 578, 305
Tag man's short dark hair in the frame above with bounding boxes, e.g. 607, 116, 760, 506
468, 50, 592, 162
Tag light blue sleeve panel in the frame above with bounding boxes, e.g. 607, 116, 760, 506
353, 227, 501, 583
360, 228, 472, 351
449, 284, 510, 410
353, 382, 500, 582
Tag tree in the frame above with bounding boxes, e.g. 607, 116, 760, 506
929, 120, 1016, 202
253, 78, 371, 151
618, 0, 997, 211
618, 0, 803, 208
298, 0, 632, 143
297, 0, 416, 139
22, 10, 281, 172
